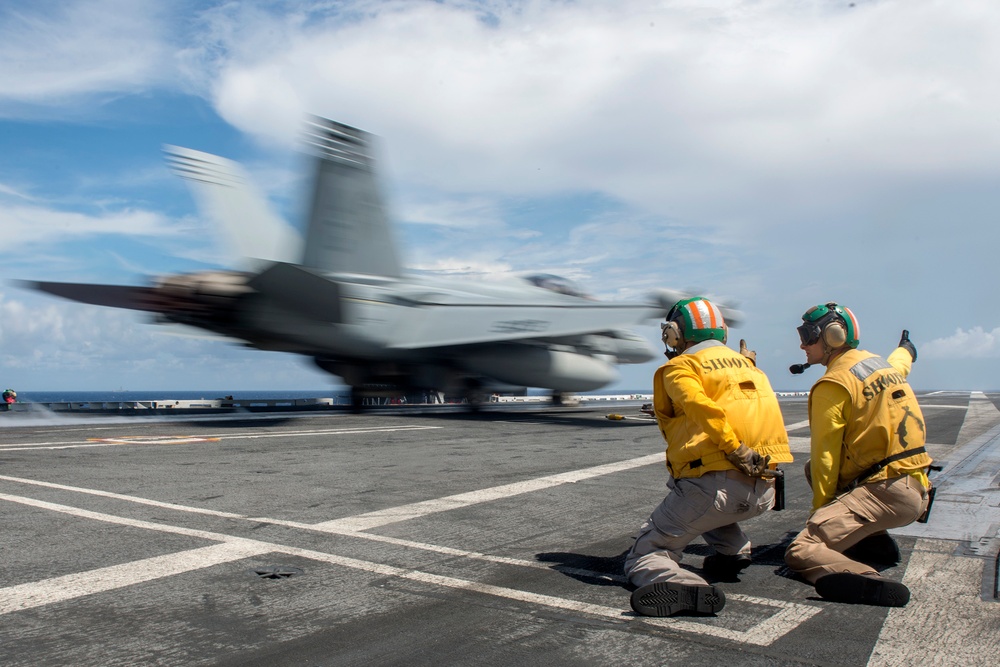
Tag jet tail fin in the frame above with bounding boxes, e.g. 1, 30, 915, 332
164, 146, 302, 268
299, 118, 403, 278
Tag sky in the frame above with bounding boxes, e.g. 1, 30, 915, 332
0, 0, 997, 394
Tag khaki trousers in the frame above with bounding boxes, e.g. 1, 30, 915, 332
624, 470, 775, 587
785, 473, 928, 584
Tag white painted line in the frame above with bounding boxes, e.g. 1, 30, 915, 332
0, 475, 249, 519
0, 493, 258, 542
867, 538, 1000, 666
0, 473, 624, 584
642, 593, 822, 645
0, 429, 829, 645
0, 472, 620, 580
0, 424, 442, 451
0, 491, 820, 646
313, 452, 666, 532
0, 542, 269, 615
87, 435, 220, 445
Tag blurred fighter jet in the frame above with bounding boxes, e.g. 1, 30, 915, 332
24, 117, 741, 409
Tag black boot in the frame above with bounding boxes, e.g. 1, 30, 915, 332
815, 572, 910, 607
702, 553, 752, 580
844, 533, 901, 566
630, 582, 726, 617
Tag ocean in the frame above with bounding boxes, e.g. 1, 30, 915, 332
11, 390, 348, 404
9, 388, 653, 404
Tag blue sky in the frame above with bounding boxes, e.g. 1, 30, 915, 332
1, 0, 997, 393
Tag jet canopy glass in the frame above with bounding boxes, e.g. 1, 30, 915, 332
523, 274, 592, 299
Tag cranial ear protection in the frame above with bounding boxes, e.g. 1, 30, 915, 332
662, 301, 684, 349
822, 318, 848, 348
661, 319, 683, 348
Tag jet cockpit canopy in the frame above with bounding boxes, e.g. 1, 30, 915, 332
523, 274, 592, 299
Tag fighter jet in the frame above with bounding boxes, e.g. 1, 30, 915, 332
24, 117, 741, 409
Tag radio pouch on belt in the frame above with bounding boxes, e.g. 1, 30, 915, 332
773, 470, 785, 511
762, 468, 785, 511
916, 464, 944, 524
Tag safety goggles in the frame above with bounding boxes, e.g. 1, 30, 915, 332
797, 304, 834, 345
797, 322, 822, 346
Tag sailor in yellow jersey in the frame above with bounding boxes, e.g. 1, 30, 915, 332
785, 302, 932, 607
625, 297, 793, 617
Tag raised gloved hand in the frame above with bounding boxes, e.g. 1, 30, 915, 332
898, 329, 917, 362
739, 339, 757, 366
726, 444, 771, 478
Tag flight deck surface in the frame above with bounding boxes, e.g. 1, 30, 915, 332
1, 393, 997, 666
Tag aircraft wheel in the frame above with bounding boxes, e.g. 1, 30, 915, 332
350, 386, 365, 414
464, 386, 488, 412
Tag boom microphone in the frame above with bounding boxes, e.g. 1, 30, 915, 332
789, 363, 811, 375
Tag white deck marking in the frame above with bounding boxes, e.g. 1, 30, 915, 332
0, 472, 626, 581
312, 452, 666, 532
0, 542, 269, 615
0, 491, 820, 646
87, 435, 220, 445
0, 415, 833, 644
0, 474, 250, 519
0, 424, 441, 451
0, 471, 625, 580
867, 538, 1000, 667
871, 394, 1000, 664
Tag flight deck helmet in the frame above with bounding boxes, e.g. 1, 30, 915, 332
661, 296, 727, 348
797, 302, 860, 349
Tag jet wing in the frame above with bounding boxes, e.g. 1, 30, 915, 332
20, 271, 263, 341
381, 299, 661, 350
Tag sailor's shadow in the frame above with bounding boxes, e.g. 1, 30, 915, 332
537, 531, 818, 588
534, 549, 632, 588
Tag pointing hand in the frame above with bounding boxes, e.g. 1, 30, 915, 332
739, 339, 757, 366
898, 330, 917, 362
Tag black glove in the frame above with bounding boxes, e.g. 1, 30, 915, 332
739, 339, 757, 366
725, 444, 771, 478
898, 329, 917, 362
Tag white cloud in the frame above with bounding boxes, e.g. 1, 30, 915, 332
0, 202, 177, 247
191, 0, 1000, 226
0, 291, 332, 391
0, 182, 34, 200
922, 326, 1000, 360
399, 193, 508, 229
0, 0, 171, 110
2, 0, 999, 392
